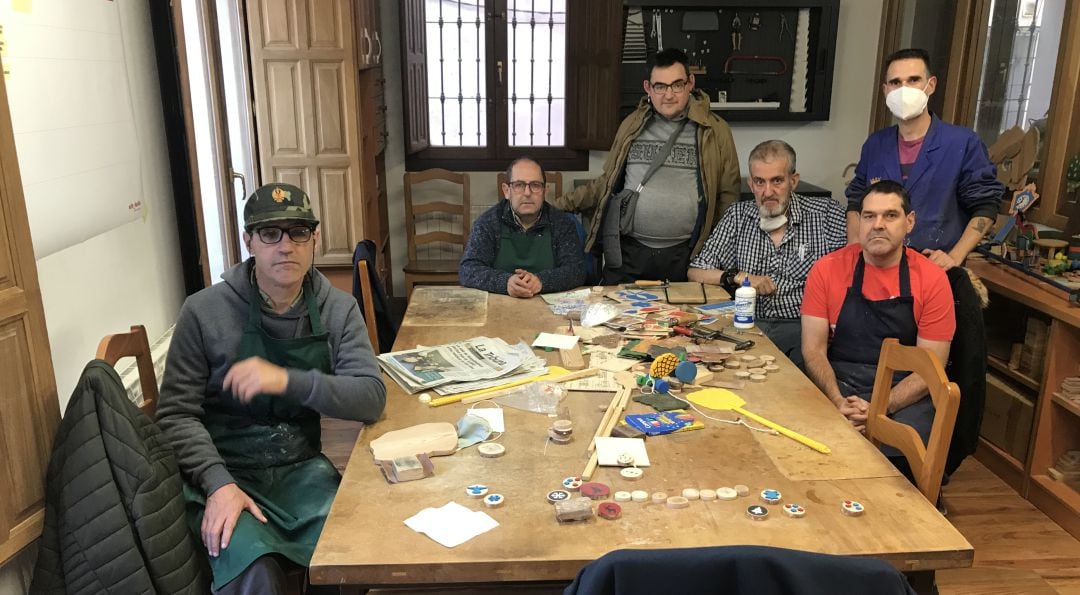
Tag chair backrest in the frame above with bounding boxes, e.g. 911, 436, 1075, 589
495, 170, 563, 200
96, 325, 158, 419
867, 338, 961, 504
356, 259, 380, 355
403, 168, 471, 261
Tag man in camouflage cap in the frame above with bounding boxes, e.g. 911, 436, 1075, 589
158, 183, 386, 593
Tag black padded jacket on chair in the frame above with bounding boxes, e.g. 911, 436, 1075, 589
944, 267, 987, 475
352, 240, 399, 353
30, 361, 204, 595
564, 546, 916, 595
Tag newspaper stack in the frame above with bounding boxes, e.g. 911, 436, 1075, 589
378, 337, 548, 395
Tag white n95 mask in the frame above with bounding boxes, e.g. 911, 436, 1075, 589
885, 85, 929, 121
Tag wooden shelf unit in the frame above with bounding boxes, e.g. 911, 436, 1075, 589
970, 258, 1080, 540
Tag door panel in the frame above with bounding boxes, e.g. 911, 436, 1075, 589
249, 0, 364, 265
0, 56, 60, 565
260, 0, 299, 48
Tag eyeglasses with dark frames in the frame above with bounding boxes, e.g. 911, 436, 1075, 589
649, 79, 688, 94
508, 180, 546, 193
254, 225, 315, 244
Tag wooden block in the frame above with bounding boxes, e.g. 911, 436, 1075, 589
554, 497, 593, 522
370, 422, 458, 461
560, 344, 585, 370
391, 456, 426, 482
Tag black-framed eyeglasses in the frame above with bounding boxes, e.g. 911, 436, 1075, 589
254, 225, 315, 244
508, 180, 545, 193
649, 79, 688, 94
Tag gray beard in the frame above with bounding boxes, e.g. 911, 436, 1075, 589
759, 213, 788, 232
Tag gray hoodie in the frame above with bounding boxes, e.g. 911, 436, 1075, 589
157, 259, 386, 497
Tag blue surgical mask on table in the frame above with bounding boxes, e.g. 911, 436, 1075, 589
455, 414, 493, 449
886, 84, 929, 121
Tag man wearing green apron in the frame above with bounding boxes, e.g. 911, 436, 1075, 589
157, 183, 387, 593
460, 157, 586, 297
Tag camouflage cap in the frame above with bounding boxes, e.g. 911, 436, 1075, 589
243, 183, 319, 229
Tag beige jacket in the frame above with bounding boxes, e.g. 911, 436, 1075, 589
553, 90, 740, 258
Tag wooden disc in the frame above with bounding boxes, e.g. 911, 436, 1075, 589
478, 442, 506, 458
666, 496, 690, 509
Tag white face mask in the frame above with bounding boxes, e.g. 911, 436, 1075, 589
885, 85, 929, 121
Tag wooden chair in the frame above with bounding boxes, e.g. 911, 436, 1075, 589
402, 168, 471, 298
96, 325, 158, 419
356, 259, 380, 355
867, 338, 961, 504
496, 170, 563, 199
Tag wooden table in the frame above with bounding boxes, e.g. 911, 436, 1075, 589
311, 290, 973, 590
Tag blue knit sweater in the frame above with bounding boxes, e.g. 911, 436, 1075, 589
459, 200, 586, 295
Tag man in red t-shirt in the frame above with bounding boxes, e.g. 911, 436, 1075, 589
802, 181, 954, 451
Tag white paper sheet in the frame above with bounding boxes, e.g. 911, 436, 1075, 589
403, 501, 499, 548
532, 332, 580, 350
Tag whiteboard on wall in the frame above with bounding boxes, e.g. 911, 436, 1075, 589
0, 0, 145, 258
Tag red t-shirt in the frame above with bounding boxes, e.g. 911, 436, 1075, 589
898, 135, 925, 180
801, 244, 955, 342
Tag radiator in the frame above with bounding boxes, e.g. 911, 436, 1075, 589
118, 325, 174, 407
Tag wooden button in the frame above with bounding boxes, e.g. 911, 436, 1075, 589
734, 371, 751, 379
483, 493, 504, 508
734, 484, 750, 497
478, 443, 505, 458
716, 487, 738, 500
681, 488, 700, 500
651, 492, 668, 504
548, 429, 573, 444
747, 367, 767, 375
631, 490, 649, 502
741, 355, 757, 362
613, 491, 632, 502
842, 500, 865, 517
616, 453, 635, 467
699, 489, 717, 501
759, 355, 776, 363
620, 467, 644, 481
562, 476, 583, 491
750, 374, 767, 383
764, 364, 780, 374
725, 361, 743, 369
552, 419, 573, 435
666, 496, 690, 509
418, 393, 432, 404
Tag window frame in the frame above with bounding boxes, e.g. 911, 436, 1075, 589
401, 0, 591, 172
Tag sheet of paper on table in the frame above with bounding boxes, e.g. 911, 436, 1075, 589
594, 437, 650, 467
564, 349, 621, 391
403, 501, 499, 548
532, 332, 579, 350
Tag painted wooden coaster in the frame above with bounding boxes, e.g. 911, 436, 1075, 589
465, 484, 489, 498
782, 503, 806, 518
842, 500, 865, 517
483, 493, 504, 508
562, 476, 583, 491
546, 490, 571, 504
580, 482, 611, 501
760, 489, 782, 504
597, 501, 622, 520
746, 505, 769, 520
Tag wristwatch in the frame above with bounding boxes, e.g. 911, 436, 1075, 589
720, 267, 740, 294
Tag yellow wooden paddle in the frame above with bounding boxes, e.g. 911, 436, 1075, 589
687, 388, 831, 454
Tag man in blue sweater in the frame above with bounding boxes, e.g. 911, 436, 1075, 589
460, 157, 586, 298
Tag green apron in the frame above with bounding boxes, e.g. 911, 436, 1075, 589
185, 276, 339, 590
492, 219, 555, 274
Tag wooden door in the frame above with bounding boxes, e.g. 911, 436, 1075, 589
0, 58, 61, 565
247, 0, 365, 266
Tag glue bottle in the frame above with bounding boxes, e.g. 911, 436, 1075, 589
734, 276, 756, 329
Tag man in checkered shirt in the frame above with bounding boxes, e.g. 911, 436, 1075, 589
688, 140, 846, 364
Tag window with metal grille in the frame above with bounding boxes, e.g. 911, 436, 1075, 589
403, 0, 599, 171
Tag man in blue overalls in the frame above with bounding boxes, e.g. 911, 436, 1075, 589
845, 48, 1003, 271
158, 183, 387, 593
801, 181, 956, 474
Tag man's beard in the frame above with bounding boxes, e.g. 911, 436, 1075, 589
758, 198, 789, 231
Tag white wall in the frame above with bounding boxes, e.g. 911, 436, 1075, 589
0, 0, 185, 587
381, 0, 883, 297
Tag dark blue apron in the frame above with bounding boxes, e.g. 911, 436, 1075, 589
828, 252, 935, 451
185, 276, 340, 590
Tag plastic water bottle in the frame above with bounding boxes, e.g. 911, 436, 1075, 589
734, 276, 756, 329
